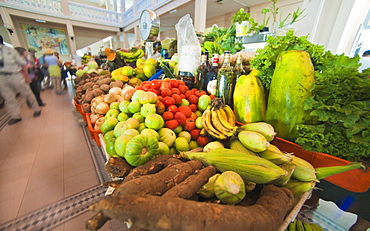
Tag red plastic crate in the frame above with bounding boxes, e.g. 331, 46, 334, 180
273, 137, 370, 193
86, 113, 102, 147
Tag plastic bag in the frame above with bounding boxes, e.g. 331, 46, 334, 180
175, 14, 201, 74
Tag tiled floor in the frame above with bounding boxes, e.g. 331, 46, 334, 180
0, 79, 365, 231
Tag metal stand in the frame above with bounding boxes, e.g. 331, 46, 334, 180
145, 41, 154, 59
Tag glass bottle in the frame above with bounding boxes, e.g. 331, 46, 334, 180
216, 51, 235, 107
204, 51, 211, 70
196, 54, 208, 90
204, 54, 219, 95
233, 54, 246, 82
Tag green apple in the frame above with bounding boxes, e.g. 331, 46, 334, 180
189, 140, 199, 150
123, 128, 139, 137
141, 128, 159, 141
181, 99, 190, 106
131, 89, 145, 102
119, 100, 131, 114
158, 128, 176, 147
195, 110, 203, 118
117, 112, 129, 122
105, 137, 117, 156
173, 125, 183, 135
113, 121, 128, 137
125, 118, 139, 130
195, 117, 203, 129
132, 112, 145, 123
105, 109, 120, 120
178, 131, 191, 143
141, 103, 157, 117
137, 122, 146, 133
103, 130, 115, 143
128, 101, 142, 114
175, 137, 190, 152
158, 142, 170, 155
110, 101, 120, 110
114, 134, 133, 158
198, 95, 211, 111
145, 114, 164, 130
100, 117, 118, 134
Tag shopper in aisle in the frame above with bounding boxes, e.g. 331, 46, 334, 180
0, 35, 41, 125
28, 48, 44, 92
358, 50, 370, 73
44, 48, 63, 94
14, 47, 45, 107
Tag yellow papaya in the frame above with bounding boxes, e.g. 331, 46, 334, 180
233, 69, 266, 124
265, 50, 315, 141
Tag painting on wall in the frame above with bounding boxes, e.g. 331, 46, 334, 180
21, 24, 69, 56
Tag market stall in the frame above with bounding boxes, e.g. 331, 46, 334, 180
71, 9, 370, 231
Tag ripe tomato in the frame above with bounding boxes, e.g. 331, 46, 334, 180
167, 105, 178, 114
162, 96, 175, 107
183, 118, 195, 131
142, 83, 151, 91
178, 85, 187, 94
190, 129, 201, 140
178, 105, 192, 118
187, 95, 199, 105
162, 111, 174, 121
194, 90, 206, 97
171, 88, 180, 95
155, 101, 166, 114
165, 119, 179, 130
147, 88, 159, 96
151, 80, 162, 89
178, 80, 186, 85
135, 86, 143, 90
169, 79, 179, 88
189, 104, 198, 112
172, 94, 183, 105
197, 136, 210, 147
160, 81, 172, 90
160, 88, 172, 97
185, 90, 193, 99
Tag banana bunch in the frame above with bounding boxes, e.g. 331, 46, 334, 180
201, 98, 239, 140
201, 41, 224, 55
117, 48, 145, 63
286, 219, 324, 231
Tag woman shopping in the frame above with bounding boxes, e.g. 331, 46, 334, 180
44, 48, 63, 94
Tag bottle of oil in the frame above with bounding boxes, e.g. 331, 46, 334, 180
216, 51, 235, 107
204, 54, 219, 95
196, 54, 208, 90
233, 54, 246, 82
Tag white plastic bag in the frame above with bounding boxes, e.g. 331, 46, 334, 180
175, 14, 201, 74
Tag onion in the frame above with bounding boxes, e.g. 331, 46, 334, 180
104, 93, 117, 104
121, 85, 134, 97
115, 95, 125, 103
95, 102, 110, 115
94, 117, 105, 130
90, 113, 103, 124
109, 87, 122, 95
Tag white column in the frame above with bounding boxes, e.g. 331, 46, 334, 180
0, 7, 21, 46
66, 21, 77, 57
134, 25, 141, 44
194, 0, 207, 33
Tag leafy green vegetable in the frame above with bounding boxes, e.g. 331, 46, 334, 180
296, 52, 370, 161
203, 25, 243, 54
250, 30, 325, 90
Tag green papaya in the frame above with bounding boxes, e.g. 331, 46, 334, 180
233, 69, 266, 124
265, 50, 315, 141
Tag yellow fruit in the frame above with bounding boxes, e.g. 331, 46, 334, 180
143, 64, 156, 78
145, 58, 157, 68
121, 66, 135, 76
113, 74, 129, 82
134, 68, 147, 80
111, 69, 122, 77
136, 58, 145, 68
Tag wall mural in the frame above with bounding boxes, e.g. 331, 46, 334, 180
21, 24, 69, 56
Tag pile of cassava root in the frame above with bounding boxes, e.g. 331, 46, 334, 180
86, 155, 295, 231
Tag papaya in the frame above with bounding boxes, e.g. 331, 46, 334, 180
233, 69, 266, 124
265, 50, 315, 142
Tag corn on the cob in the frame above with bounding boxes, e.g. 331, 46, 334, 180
238, 130, 270, 152
197, 173, 220, 198
229, 137, 259, 156
315, 162, 365, 180
258, 144, 293, 165
291, 156, 318, 182
283, 179, 315, 198
270, 162, 296, 186
240, 122, 277, 142
181, 148, 287, 184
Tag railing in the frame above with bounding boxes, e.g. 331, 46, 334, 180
136, 0, 151, 15
123, 7, 134, 24
69, 2, 122, 26
4, 0, 63, 14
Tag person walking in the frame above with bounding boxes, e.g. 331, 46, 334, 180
44, 48, 63, 94
0, 35, 41, 125
15, 47, 45, 107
